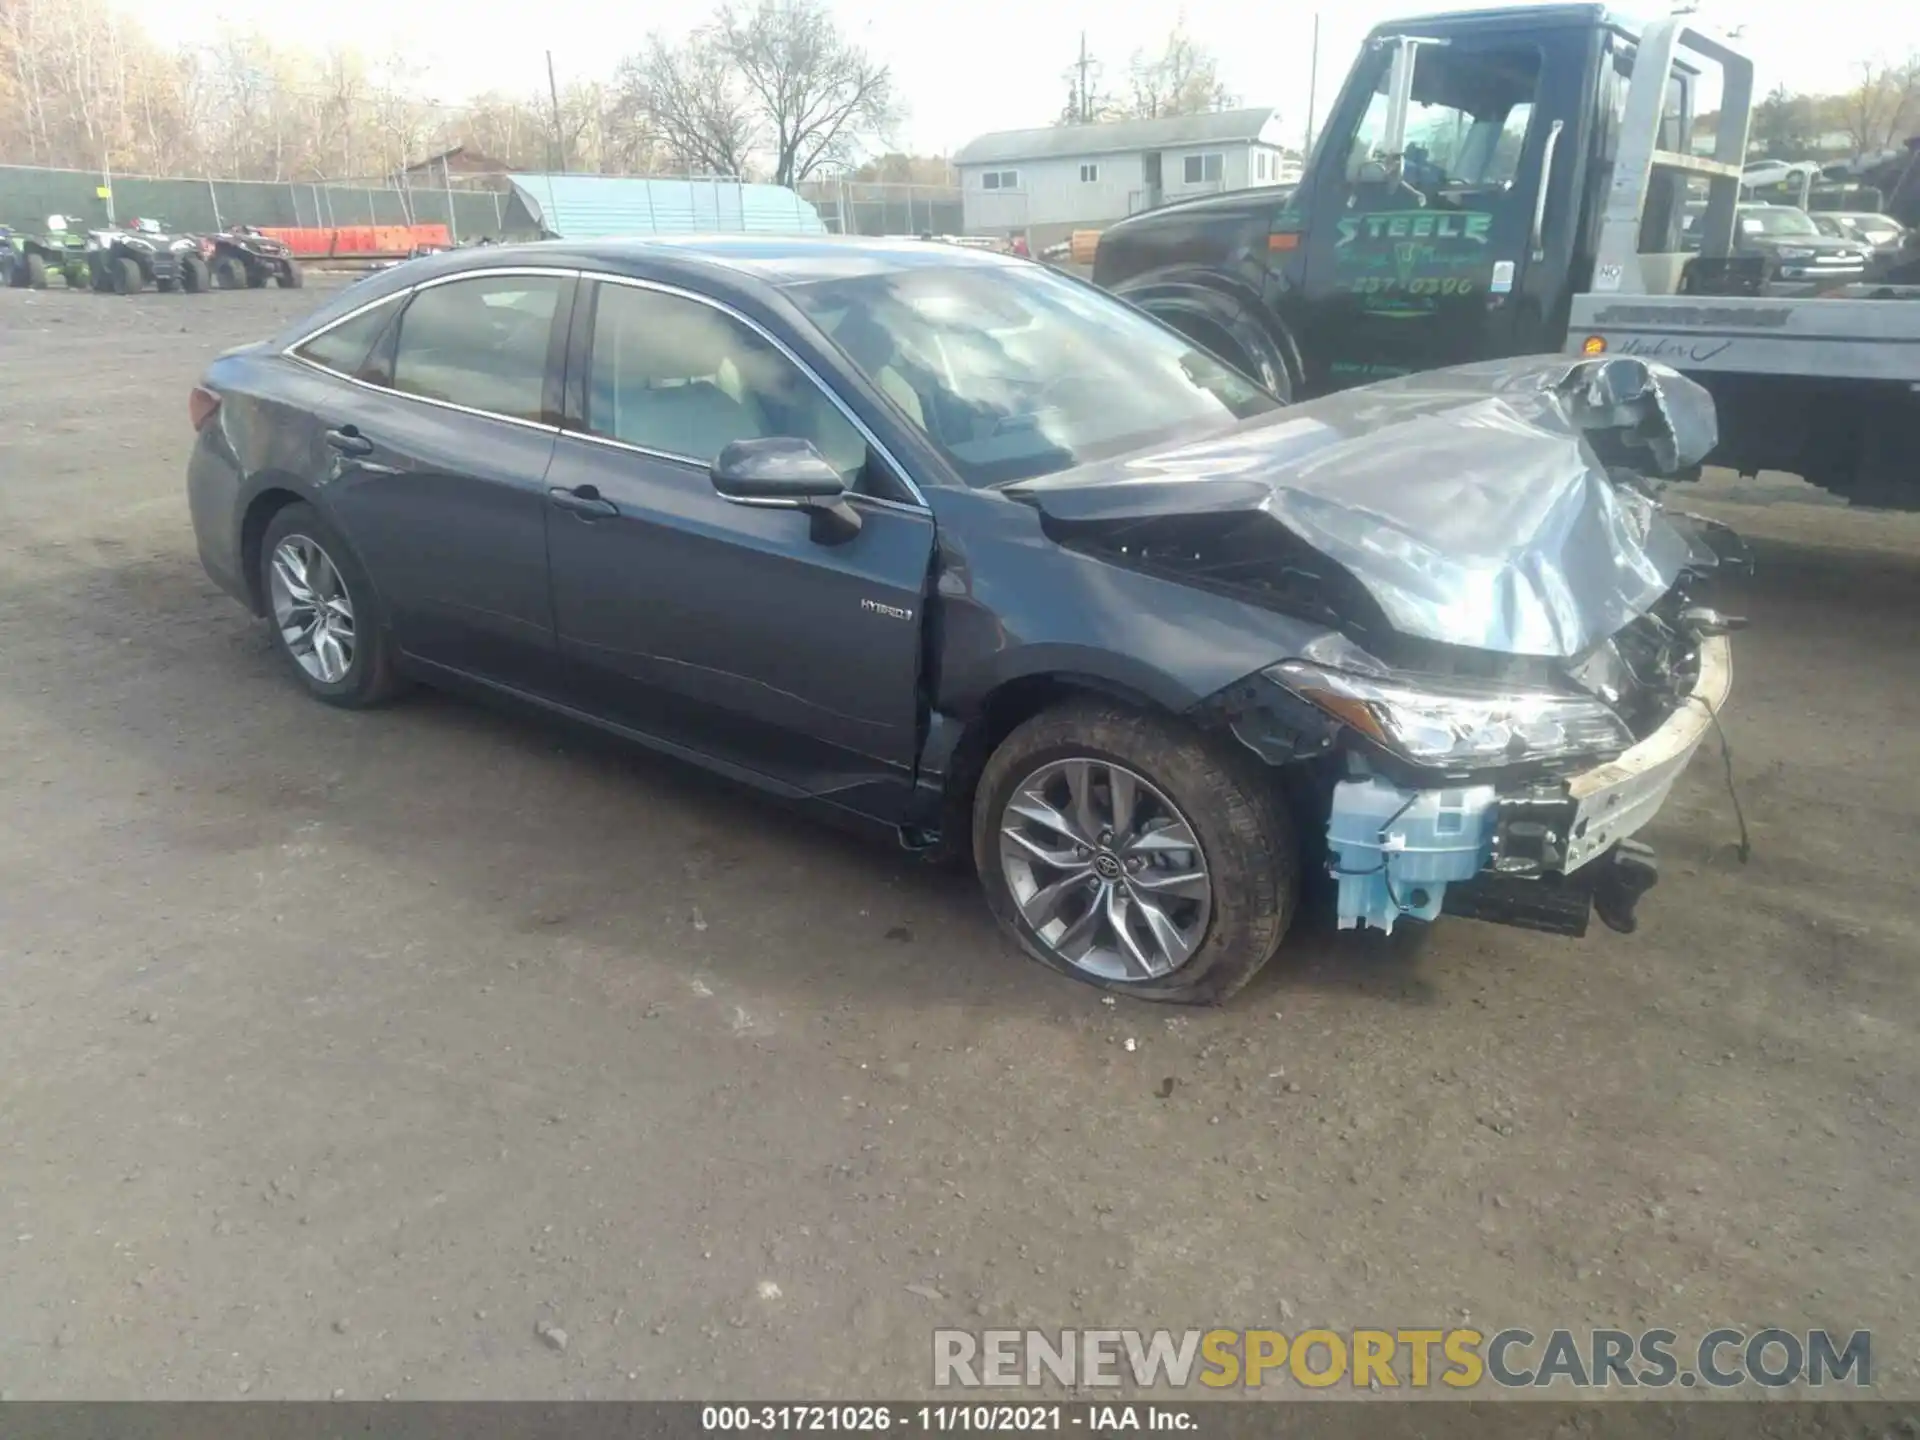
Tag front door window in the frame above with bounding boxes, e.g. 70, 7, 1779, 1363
1342, 45, 1542, 209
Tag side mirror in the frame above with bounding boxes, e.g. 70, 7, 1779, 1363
710, 437, 862, 543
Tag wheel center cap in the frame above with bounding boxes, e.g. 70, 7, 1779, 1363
1092, 852, 1123, 880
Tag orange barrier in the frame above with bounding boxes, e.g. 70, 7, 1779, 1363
255, 224, 453, 258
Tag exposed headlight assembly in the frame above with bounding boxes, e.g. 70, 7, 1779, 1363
1272, 660, 1632, 766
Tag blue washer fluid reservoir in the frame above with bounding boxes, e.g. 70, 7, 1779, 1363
1326, 776, 1499, 933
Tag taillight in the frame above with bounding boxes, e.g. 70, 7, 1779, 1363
189, 385, 221, 432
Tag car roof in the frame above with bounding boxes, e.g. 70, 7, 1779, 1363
272, 234, 1035, 350
425, 233, 1024, 287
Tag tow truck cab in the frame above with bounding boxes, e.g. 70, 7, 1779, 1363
1095, 4, 1705, 398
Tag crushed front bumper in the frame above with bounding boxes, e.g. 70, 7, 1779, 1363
1561, 633, 1731, 871
1327, 635, 1733, 938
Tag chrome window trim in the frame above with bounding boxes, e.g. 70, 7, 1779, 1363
581, 271, 930, 512
276, 263, 933, 507
280, 266, 580, 435
283, 290, 408, 362
282, 265, 581, 358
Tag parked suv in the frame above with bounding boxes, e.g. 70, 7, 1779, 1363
1684, 204, 1870, 288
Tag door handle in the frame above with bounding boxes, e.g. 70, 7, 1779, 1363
548, 484, 618, 518
324, 425, 402, 476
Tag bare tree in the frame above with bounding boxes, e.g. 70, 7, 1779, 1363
716, 0, 897, 186
1124, 25, 1234, 120
613, 32, 758, 177
1839, 57, 1920, 158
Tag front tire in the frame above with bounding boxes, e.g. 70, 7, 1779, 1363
180, 254, 209, 293
258, 503, 402, 709
112, 255, 141, 294
276, 262, 304, 288
973, 701, 1298, 1004
213, 255, 246, 289
23, 253, 47, 288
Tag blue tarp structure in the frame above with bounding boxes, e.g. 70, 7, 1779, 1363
507, 174, 828, 240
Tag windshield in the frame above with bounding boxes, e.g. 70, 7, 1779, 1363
786, 265, 1279, 487
1740, 208, 1818, 237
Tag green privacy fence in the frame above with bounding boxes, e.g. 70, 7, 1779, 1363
0, 165, 513, 240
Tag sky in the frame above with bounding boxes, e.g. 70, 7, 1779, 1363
164, 0, 1919, 158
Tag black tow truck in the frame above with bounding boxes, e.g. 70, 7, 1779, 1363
1094, 5, 1920, 507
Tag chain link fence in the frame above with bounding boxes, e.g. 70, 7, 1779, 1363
0, 164, 510, 240
796, 180, 964, 237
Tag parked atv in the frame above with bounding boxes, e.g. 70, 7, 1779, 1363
202, 224, 302, 289
86, 218, 209, 295
6, 215, 92, 289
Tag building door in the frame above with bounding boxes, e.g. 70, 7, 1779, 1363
1141, 153, 1163, 213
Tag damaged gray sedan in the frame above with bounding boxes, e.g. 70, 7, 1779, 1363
187, 239, 1741, 1004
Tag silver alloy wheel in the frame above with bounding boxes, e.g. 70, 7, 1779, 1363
998, 757, 1212, 982
268, 535, 356, 685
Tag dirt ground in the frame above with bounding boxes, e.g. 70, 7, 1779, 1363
1, 280, 1916, 1402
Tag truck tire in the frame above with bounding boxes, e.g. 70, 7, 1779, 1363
973, 699, 1298, 1004
212, 255, 246, 289
1169, 310, 1294, 402
112, 255, 142, 294
179, 254, 209, 293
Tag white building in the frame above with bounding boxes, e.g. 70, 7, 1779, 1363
953, 109, 1301, 247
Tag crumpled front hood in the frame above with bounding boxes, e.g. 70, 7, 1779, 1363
1009, 356, 1714, 659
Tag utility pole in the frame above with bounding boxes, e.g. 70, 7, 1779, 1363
1304, 13, 1322, 158
547, 51, 567, 172
1076, 32, 1095, 124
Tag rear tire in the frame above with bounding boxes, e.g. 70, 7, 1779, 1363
112, 255, 141, 294
258, 502, 403, 709
22, 253, 47, 288
973, 700, 1298, 1004
245, 265, 268, 289
213, 255, 246, 289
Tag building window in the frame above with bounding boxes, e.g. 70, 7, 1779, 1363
1079, 163, 1099, 183
1255, 152, 1266, 180
981, 169, 1019, 191
1183, 153, 1224, 184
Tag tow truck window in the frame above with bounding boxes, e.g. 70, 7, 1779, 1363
1342, 46, 1542, 209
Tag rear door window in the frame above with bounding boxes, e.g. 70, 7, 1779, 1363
390, 275, 566, 422
293, 297, 403, 380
